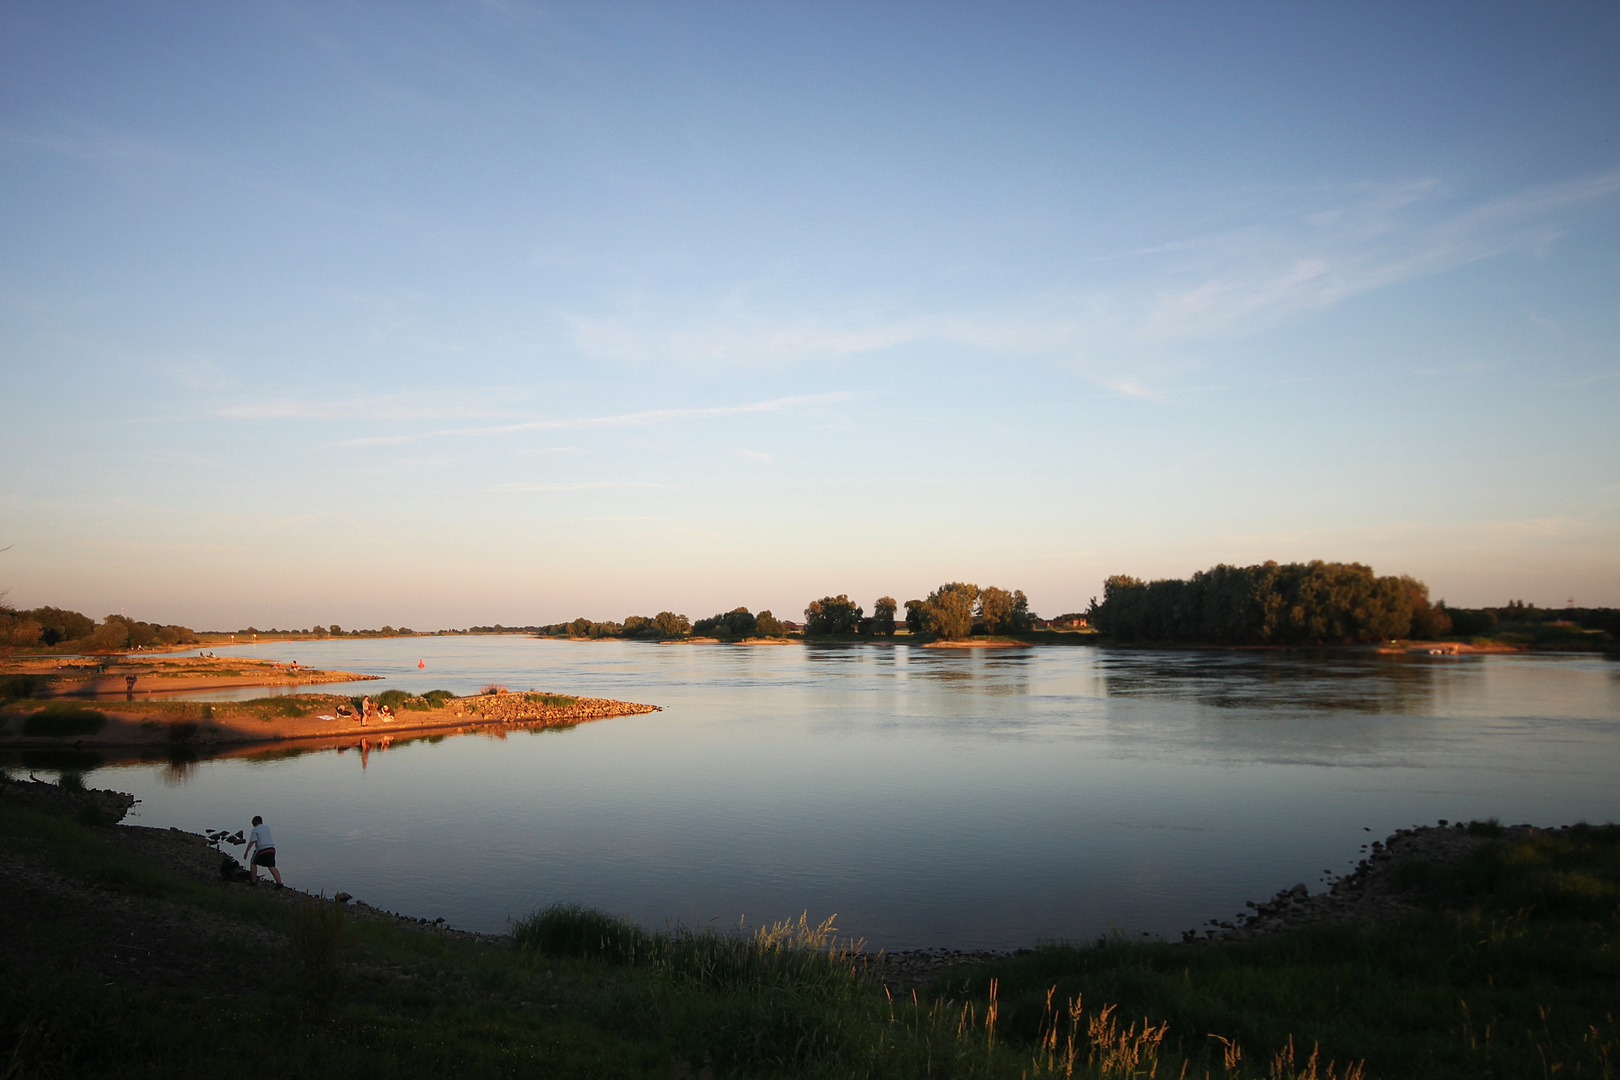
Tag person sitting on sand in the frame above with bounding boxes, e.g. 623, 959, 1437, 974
243, 815, 283, 888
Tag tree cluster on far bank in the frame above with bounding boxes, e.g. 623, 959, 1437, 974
1088, 561, 1452, 644
537, 608, 789, 641
800, 585, 1032, 640
0, 606, 200, 654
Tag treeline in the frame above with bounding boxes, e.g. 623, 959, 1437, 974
804, 583, 1033, 640
537, 609, 790, 641
1088, 561, 1451, 644
241, 624, 420, 638
1444, 601, 1620, 638
0, 606, 201, 653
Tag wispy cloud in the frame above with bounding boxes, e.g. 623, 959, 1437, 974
1556, 367, 1620, 388
217, 392, 525, 421
1137, 169, 1620, 342
329, 392, 854, 447
488, 481, 678, 493
556, 167, 1620, 403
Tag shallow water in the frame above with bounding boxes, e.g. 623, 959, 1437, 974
59, 638, 1620, 948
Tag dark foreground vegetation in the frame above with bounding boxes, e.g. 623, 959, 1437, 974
4, 773, 1617, 1078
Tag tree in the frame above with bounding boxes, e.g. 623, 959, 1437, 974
915, 582, 979, 639
1089, 561, 1444, 644
975, 587, 1033, 634
1402, 576, 1453, 640
652, 611, 691, 638
568, 617, 593, 638
872, 597, 898, 636
904, 600, 924, 634
693, 607, 758, 638
803, 595, 862, 635
755, 610, 785, 636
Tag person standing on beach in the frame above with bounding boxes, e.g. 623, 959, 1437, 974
243, 815, 282, 888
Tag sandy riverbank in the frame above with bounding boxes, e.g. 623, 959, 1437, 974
0, 689, 661, 756
2, 654, 379, 697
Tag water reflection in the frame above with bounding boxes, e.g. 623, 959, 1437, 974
1097, 650, 1440, 715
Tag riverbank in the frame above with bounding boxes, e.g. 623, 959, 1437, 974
3, 773, 1614, 1078
1, 654, 379, 697
0, 689, 661, 756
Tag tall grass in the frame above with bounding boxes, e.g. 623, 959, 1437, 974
290, 898, 351, 1012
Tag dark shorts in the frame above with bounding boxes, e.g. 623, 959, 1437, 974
253, 848, 276, 868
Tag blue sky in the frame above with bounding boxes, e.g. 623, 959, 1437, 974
3, 2, 1618, 629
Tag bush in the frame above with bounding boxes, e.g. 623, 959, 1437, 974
375, 689, 413, 709
0, 674, 46, 701
524, 693, 577, 707
22, 705, 107, 738
477, 683, 508, 695
513, 903, 653, 965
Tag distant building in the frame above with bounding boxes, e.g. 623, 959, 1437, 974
1036, 614, 1089, 630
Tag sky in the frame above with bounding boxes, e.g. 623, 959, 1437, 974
2, 2, 1618, 630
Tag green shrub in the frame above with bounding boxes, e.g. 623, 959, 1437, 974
1466, 817, 1505, 837
57, 770, 85, 792
513, 903, 654, 965
375, 689, 412, 709
524, 693, 577, 707
0, 674, 46, 701
422, 689, 455, 708
22, 705, 107, 738
1427, 823, 1620, 920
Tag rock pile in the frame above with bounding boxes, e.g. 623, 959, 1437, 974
458, 692, 661, 726
1186, 820, 1538, 943
855, 946, 1031, 987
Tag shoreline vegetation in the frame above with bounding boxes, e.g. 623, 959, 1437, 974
3, 774, 1616, 1078
3, 559, 1615, 659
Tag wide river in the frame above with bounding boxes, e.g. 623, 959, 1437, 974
82, 638, 1620, 949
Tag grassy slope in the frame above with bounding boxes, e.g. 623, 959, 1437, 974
3, 791, 1617, 1079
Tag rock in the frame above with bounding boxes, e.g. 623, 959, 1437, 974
334, 892, 352, 904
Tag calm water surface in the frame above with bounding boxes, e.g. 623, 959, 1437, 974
80, 638, 1620, 948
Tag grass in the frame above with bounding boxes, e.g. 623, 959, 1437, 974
20, 702, 107, 737
374, 689, 459, 711
3, 788, 1616, 1078
524, 693, 578, 708
948, 824, 1620, 1080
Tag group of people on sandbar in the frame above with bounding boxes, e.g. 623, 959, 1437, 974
336, 695, 394, 725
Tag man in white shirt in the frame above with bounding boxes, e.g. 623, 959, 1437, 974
243, 815, 283, 888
